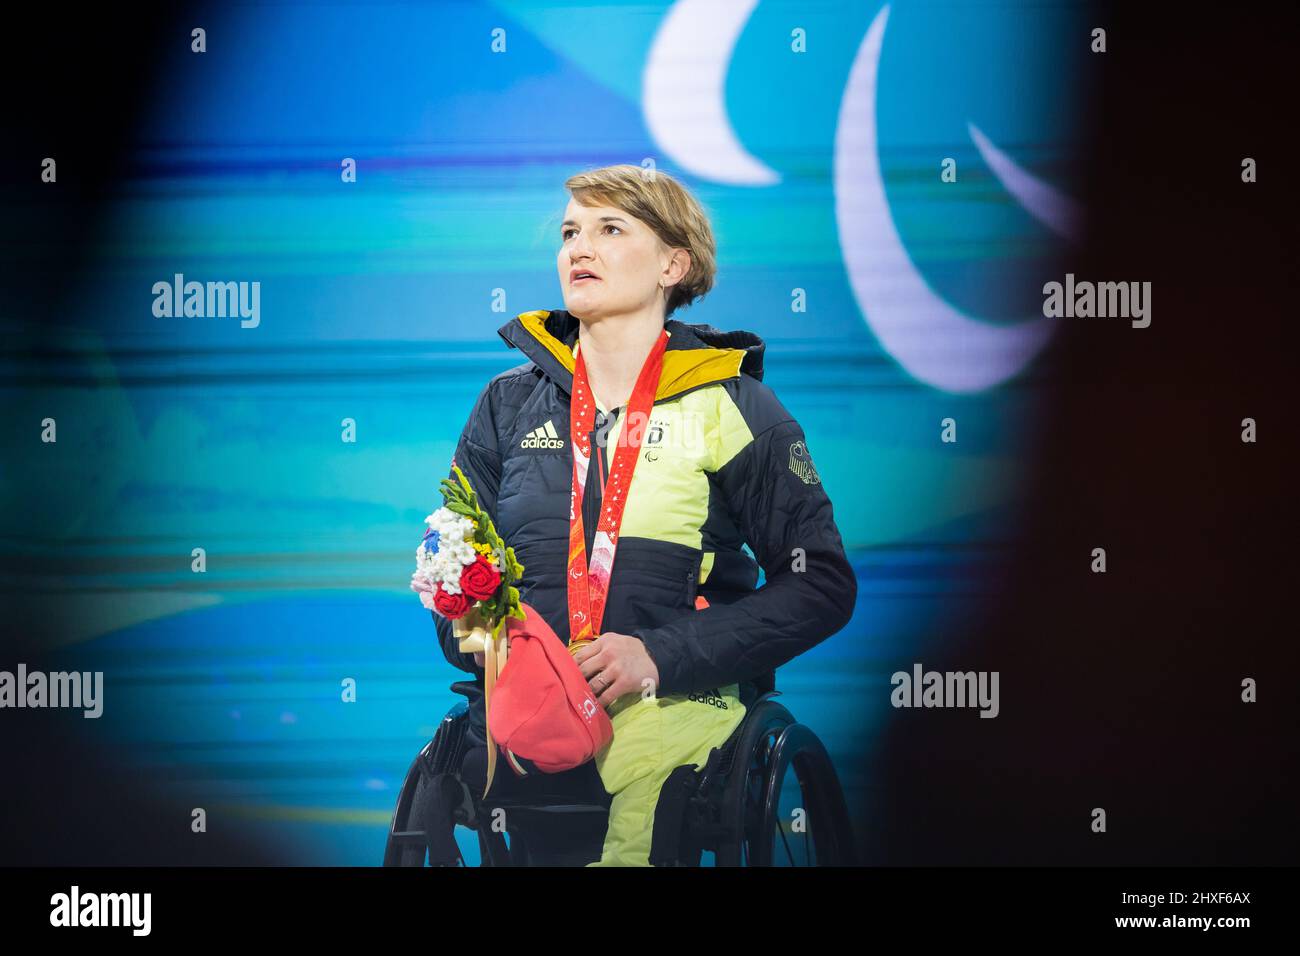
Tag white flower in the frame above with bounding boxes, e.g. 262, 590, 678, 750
415, 504, 479, 592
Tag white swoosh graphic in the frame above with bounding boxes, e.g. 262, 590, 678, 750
968, 121, 1083, 242
643, 0, 779, 185
834, 4, 1058, 393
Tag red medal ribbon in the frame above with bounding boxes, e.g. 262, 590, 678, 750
567, 329, 669, 643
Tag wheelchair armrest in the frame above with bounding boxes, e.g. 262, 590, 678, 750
450, 679, 483, 700
740, 672, 779, 710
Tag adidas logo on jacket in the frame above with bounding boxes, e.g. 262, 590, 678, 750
520, 419, 565, 450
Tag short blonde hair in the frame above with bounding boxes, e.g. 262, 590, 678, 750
564, 164, 716, 319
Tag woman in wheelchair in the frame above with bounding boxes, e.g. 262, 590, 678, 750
414, 164, 856, 866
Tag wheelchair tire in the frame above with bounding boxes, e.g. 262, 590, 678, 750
711, 698, 857, 866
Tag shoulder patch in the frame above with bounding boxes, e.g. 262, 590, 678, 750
788, 439, 821, 485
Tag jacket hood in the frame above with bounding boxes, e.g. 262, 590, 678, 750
497, 309, 766, 401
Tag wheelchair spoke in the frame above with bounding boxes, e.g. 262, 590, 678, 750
777, 815, 796, 865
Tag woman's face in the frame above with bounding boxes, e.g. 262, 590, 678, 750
556, 197, 685, 322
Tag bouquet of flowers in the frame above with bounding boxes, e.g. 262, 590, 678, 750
410, 464, 526, 651
410, 464, 525, 797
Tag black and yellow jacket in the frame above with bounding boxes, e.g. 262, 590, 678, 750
432, 309, 856, 709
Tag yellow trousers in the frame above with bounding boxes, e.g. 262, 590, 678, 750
586, 684, 746, 867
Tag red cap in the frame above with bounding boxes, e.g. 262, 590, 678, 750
488, 602, 614, 775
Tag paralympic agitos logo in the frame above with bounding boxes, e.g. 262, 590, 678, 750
643, 2, 1083, 394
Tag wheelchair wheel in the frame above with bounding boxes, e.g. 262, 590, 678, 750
713, 698, 857, 866
383, 701, 470, 867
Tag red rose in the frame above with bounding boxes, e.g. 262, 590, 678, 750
433, 584, 471, 619
460, 554, 502, 601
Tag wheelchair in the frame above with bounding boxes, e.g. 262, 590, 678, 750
383, 677, 857, 866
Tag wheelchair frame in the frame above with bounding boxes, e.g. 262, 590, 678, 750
384, 683, 857, 866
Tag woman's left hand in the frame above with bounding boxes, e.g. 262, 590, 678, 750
573, 633, 660, 709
